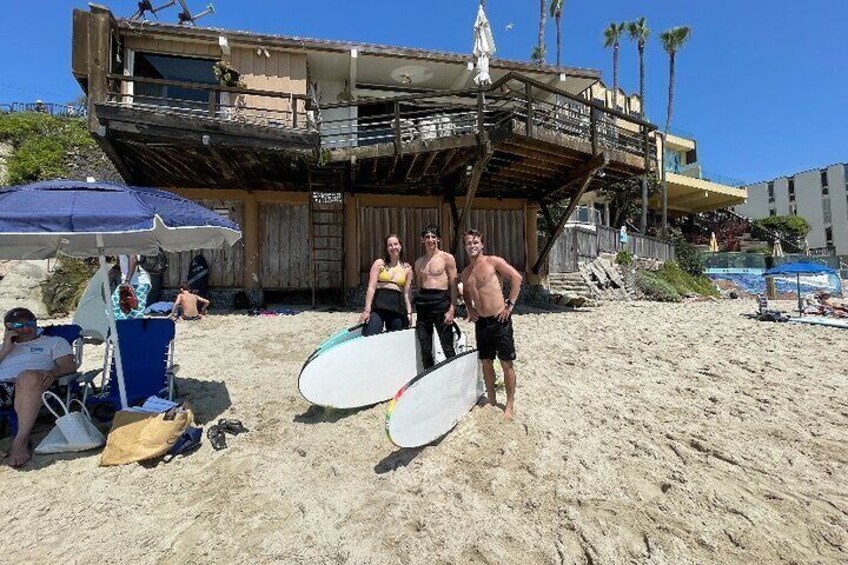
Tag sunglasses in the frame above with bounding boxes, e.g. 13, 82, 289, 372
4, 320, 36, 330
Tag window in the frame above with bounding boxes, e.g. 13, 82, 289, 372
821, 169, 829, 195
826, 227, 833, 247
788, 178, 795, 202
823, 197, 832, 224
133, 52, 218, 110
767, 181, 775, 204
769, 209, 776, 217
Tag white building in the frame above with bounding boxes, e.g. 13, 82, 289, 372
734, 163, 848, 255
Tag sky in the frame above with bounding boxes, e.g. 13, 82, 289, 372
0, 0, 845, 184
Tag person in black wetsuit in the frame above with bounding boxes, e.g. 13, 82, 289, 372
413, 225, 458, 369
360, 234, 413, 336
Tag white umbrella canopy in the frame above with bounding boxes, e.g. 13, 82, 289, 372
473, 3, 496, 86
0, 179, 242, 408
772, 239, 784, 258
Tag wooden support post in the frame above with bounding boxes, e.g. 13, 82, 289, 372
207, 89, 216, 118
292, 98, 298, 129
393, 101, 401, 155
242, 193, 260, 289
590, 108, 598, 155
641, 126, 650, 232
525, 82, 534, 136
441, 199, 453, 253
525, 202, 541, 285
532, 155, 607, 274
477, 90, 485, 136
86, 7, 112, 132
451, 150, 493, 255
344, 194, 359, 289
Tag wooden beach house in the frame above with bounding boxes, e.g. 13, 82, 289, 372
71, 6, 657, 301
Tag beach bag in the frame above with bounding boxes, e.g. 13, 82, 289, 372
100, 403, 195, 466
35, 392, 106, 454
119, 284, 139, 314
139, 249, 169, 275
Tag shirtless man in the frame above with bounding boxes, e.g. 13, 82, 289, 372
413, 224, 458, 368
460, 229, 522, 420
170, 282, 210, 321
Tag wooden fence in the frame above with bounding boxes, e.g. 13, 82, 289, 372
548, 226, 674, 273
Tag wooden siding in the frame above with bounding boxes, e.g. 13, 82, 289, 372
259, 202, 311, 289
164, 199, 245, 287
358, 206, 440, 275
457, 209, 526, 271
123, 36, 307, 118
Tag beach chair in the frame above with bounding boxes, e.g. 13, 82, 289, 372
0, 324, 98, 437
82, 318, 178, 414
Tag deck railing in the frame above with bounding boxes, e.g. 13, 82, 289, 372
104, 74, 310, 129
548, 225, 674, 273
101, 72, 656, 164
319, 73, 657, 162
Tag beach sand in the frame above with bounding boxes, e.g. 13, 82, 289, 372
1, 300, 846, 563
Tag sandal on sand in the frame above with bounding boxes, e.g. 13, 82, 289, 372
206, 425, 227, 451
217, 419, 249, 435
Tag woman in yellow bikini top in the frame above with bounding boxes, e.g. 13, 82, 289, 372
360, 234, 413, 336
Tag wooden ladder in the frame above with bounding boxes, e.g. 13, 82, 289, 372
308, 169, 345, 306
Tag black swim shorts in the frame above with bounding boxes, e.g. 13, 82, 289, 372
475, 316, 516, 361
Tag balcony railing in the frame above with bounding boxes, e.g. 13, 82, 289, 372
665, 161, 746, 187
320, 73, 657, 162
100, 73, 656, 164
105, 74, 310, 130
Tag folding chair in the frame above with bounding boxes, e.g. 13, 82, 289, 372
82, 318, 178, 413
0, 324, 98, 437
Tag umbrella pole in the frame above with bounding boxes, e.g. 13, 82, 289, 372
797, 273, 802, 316
98, 253, 129, 409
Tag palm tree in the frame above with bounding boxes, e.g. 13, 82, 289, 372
550, 0, 565, 69
603, 22, 626, 111
659, 25, 691, 230
659, 26, 691, 135
627, 17, 650, 118
532, 0, 546, 65
627, 17, 650, 231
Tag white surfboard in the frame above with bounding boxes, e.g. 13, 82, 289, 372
299, 328, 422, 408
303, 323, 365, 366
385, 349, 483, 448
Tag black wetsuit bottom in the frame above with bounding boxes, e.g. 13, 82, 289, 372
415, 289, 456, 369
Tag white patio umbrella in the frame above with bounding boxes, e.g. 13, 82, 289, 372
473, 3, 496, 86
772, 239, 784, 257
0, 179, 242, 408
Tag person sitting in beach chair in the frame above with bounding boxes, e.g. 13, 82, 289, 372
0, 308, 78, 467
170, 282, 210, 321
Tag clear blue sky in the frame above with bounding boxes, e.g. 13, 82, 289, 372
1, 0, 845, 184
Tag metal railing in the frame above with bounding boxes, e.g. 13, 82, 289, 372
0, 102, 87, 118
104, 74, 310, 130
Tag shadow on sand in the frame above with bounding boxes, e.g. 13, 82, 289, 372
176, 377, 232, 425
293, 404, 371, 424
374, 439, 443, 475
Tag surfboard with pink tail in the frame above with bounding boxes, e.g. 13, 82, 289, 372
385, 349, 483, 448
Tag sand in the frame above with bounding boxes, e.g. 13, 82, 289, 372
1, 299, 846, 564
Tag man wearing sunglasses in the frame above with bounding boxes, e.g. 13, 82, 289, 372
1, 308, 77, 467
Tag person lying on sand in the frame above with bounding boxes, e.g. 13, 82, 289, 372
817, 292, 848, 317
460, 229, 522, 420
170, 282, 210, 321
0, 308, 78, 467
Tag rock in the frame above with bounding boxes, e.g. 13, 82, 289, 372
0, 260, 51, 318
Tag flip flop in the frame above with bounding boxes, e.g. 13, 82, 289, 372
206, 425, 227, 451
217, 419, 249, 435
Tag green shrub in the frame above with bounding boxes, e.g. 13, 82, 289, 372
660, 227, 705, 277
616, 250, 633, 265
657, 261, 719, 297
753, 215, 810, 242
0, 112, 93, 184
635, 270, 681, 302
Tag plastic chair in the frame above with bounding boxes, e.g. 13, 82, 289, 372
0, 324, 95, 438
82, 318, 178, 413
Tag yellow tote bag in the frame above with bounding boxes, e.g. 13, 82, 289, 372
100, 405, 194, 466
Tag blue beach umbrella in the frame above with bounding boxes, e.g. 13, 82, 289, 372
763, 261, 838, 315
0, 179, 242, 407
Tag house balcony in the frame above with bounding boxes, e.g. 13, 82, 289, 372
91, 72, 657, 201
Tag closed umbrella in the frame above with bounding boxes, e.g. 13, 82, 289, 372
473, 3, 496, 86
772, 239, 783, 258
0, 179, 241, 408
709, 231, 719, 252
